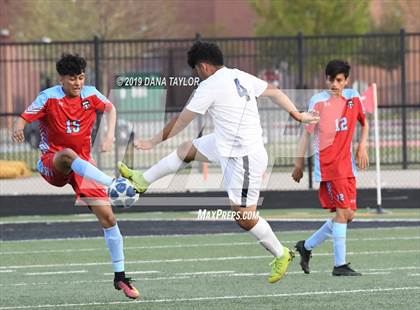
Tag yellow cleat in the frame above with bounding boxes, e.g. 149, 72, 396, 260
117, 161, 149, 194
268, 247, 295, 283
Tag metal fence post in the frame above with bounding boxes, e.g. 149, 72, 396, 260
93, 36, 103, 170
94, 36, 102, 91
399, 29, 408, 169
194, 33, 206, 173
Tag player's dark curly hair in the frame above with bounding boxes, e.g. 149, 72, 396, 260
56, 53, 86, 76
187, 41, 224, 69
325, 60, 351, 79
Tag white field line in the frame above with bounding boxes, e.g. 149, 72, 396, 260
1, 218, 419, 225
2, 266, 419, 287
25, 270, 88, 276
0, 242, 256, 255
103, 270, 159, 276
0, 287, 419, 309
2, 236, 419, 255
1, 226, 418, 243
1, 250, 419, 270
175, 270, 235, 276
0, 269, 15, 273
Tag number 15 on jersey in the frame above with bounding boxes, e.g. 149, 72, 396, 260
66, 120, 80, 134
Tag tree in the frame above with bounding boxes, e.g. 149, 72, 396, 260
359, 1, 404, 102
249, 0, 372, 87
8, 0, 182, 41
360, 0, 403, 71
250, 0, 370, 36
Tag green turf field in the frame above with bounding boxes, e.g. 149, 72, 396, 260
0, 226, 419, 309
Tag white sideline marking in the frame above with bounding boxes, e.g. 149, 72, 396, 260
408, 274, 420, 276
1, 250, 419, 270
1, 218, 419, 225
25, 270, 88, 276
175, 270, 235, 276
0, 242, 256, 255
360, 266, 420, 272
2, 236, 419, 255
0, 269, 15, 273
1, 226, 417, 243
361, 272, 391, 275
103, 270, 159, 276
0, 287, 418, 309
2, 266, 419, 287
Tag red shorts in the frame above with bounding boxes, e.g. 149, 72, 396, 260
37, 152, 108, 205
319, 177, 357, 212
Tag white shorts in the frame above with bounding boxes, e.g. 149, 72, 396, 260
192, 134, 268, 207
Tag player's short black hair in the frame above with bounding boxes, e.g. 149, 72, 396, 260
187, 41, 224, 69
325, 60, 351, 79
56, 53, 86, 76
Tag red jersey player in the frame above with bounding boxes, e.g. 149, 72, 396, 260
292, 60, 369, 276
11, 54, 139, 299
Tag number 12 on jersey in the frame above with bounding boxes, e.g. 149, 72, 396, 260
335, 117, 348, 132
234, 78, 250, 101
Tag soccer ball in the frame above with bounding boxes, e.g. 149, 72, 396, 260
108, 177, 139, 208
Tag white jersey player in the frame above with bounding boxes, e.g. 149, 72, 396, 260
118, 41, 319, 283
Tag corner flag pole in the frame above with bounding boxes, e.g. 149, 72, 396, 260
373, 83, 383, 213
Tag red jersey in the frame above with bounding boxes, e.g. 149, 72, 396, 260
21, 85, 112, 160
306, 89, 366, 182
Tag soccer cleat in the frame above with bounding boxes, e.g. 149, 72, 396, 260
114, 277, 140, 299
332, 263, 362, 276
117, 161, 149, 194
268, 247, 295, 283
295, 240, 312, 274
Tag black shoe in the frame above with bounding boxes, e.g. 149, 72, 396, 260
332, 263, 362, 276
295, 240, 312, 274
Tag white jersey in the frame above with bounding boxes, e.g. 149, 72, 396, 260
186, 67, 268, 157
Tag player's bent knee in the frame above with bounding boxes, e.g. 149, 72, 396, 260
177, 141, 195, 163
235, 216, 258, 231
56, 148, 78, 164
100, 214, 117, 228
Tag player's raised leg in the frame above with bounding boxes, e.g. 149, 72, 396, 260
53, 148, 114, 186
118, 140, 198, 193
89, 203, 140, 299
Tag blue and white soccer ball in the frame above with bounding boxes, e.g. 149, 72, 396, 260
108, 177, 139, 208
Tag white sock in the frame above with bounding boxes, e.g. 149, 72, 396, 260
249, 217, 284, 257
103, 223, 124, 272
304, 219, 333, 250
143, 151, 189, 183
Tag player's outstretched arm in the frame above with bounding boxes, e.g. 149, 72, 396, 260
100, 103, 117, 152
260, 84, 320, 124
356, 121, 369, 169
134, 108, 198, 150
11, 117, 27, 143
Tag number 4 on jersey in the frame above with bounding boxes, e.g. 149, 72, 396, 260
234, 78, 250, 101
